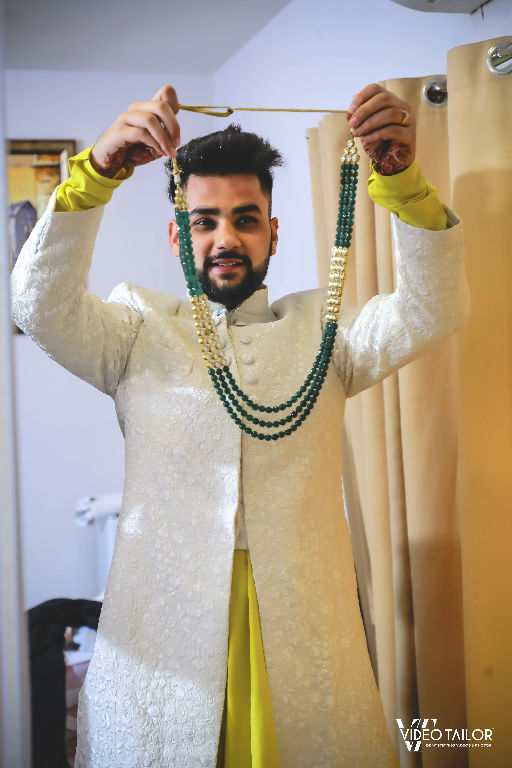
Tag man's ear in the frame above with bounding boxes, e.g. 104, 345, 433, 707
168, 220, 181, 259
270, 217, 279, 256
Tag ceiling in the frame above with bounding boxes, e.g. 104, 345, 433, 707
1, 0, 293, 73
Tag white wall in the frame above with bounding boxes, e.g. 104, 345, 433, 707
213, 0, 512, 303
6, 70, 214, 608
7, 0, 512, 609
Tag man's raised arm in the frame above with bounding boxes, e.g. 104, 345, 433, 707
332, 84, 469, 396
10, 86, 180, 397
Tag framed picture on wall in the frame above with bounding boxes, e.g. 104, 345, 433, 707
7, 139, 76, 332
7, 139, 76, 270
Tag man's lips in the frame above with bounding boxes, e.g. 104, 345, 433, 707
209, 258, 246, 273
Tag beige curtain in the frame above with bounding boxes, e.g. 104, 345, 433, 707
307, 36, 511, 768
449, 38, 512, 768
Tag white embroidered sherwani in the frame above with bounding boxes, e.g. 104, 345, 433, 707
11, 197, 468, 768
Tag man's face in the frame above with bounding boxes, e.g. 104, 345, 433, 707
169, 174, 278, 310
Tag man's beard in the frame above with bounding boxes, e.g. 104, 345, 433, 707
196, 248, 271, 311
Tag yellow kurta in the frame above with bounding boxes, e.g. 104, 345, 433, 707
217, 551, 280, 767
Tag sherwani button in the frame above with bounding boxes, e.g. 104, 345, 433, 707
240, 336, 251, 344
246, 374, 258, 384
241, 355, 254, 365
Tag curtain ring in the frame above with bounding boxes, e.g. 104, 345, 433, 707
422, 77, 448, 108
486, 42, 512, 76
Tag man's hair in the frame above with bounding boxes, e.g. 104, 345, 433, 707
165, 124, 284, 211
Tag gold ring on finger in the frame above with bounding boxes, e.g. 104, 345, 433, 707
399, 109, 410, 126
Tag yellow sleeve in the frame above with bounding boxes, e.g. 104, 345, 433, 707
54, 146, 134, 212
367, 157, 448, 231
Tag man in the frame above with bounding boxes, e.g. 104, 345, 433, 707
11, 84, 469, 768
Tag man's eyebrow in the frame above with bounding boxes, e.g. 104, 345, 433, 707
189, 207, 219, 217
189, 204, 262, 217
232, 204, 262, 215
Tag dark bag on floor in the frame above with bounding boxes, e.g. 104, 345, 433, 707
28, 598, 102, 768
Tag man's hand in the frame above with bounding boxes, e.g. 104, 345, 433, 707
90, 85, 180, 178
347, 84, 416, 175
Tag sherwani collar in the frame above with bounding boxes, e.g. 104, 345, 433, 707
207, 286, 276, 325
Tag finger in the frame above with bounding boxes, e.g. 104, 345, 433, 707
121, 125, 165, 158
152, 84, 179, 114
127, 100, 180, 149
152, 101, 181, 148
359, 124, 414, 146
349, 91, 410, 131
124, 106, 179, 155
123, 110, 175, 156
347, 83, 386, 115
352, 107, 415, 138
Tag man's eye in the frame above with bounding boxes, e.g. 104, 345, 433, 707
237, 216, 257, 226
192, 218, 215, 228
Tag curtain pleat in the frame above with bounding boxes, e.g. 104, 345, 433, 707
306, 43, 512, 762
383, 78, 467, 768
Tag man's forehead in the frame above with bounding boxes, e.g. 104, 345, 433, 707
185, 173, 268, 207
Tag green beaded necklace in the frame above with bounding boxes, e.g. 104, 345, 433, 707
172, 135, 359, 441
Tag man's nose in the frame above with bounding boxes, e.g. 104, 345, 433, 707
214, 220, 242, 251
